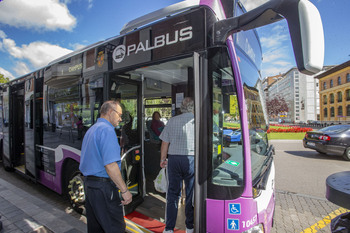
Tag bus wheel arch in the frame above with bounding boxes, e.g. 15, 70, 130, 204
63, 159, 86, 215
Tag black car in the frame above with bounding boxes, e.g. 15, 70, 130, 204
303, 125, 350, 161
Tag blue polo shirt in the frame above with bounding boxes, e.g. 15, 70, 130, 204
79, 118, 121, 178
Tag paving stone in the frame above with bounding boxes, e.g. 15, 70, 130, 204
0, 178, 86, 233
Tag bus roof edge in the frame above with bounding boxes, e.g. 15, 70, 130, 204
120, 0, 200, 35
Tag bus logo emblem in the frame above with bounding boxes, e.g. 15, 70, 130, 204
113, 45, 126, 63
227, 219, 239, 230
229, 203, 241, 215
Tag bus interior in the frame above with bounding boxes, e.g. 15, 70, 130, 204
110, 55, 194, 230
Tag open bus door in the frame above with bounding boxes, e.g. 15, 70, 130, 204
110, 56, 195, 232
9, 82, 25, 173
25, 76, 41, 180
108, 75, 144, 215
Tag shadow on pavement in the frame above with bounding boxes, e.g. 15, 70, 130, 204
284, 150, 345, 161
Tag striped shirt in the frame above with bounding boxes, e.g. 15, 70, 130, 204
159, 112, 194, 155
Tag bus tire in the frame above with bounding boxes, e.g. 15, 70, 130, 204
3, 156, 13, 172
343, 148, 350, 161
65, 162, 86, 215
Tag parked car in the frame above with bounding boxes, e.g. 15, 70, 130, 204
223, 129, 241, 146
303, 125, 350, 161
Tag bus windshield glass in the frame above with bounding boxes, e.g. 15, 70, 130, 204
209, 47, 244, 199
208, 21, 270, 200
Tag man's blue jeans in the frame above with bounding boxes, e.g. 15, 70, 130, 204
165, 155, 194, 231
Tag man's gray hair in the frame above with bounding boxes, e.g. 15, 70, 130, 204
100, 100, 121, 115
180, 97, 194, 113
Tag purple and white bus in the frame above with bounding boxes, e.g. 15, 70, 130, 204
0, 0, 323, 232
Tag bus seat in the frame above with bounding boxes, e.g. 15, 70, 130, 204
144, 140, 161, 182
146, 120, 161, 144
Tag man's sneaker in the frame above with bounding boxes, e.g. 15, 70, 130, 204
163, 230, 174, 233
186, 228, 194, 233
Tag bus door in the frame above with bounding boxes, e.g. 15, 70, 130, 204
24, 77, 40, 179
113, 56, 195, 231
108, 75, 143, 214
143, 97, 172, 186
9, 82, 25, 173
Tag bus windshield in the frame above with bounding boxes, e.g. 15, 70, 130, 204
208, 47, 245, 200
208, 32, 270, 200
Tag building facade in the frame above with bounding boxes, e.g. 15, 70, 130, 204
316, 60, 350, 124
266, 67, 332, 123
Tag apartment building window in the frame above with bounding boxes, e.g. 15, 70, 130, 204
323, 95, 327, 104
330, 80, 333, 88
347, 89, 350, 101
324, 108, 328, 117
330, 107, 335, 117
338, 91, 343, 102
323, 82, 327, 90
347, 105, 350, 116
330, 93, 334, 103
347, 73, 350, 83
338, 76, 341, 85
338, 106, 343, 116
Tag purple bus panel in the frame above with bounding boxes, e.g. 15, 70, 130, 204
38, 147, 80, 194
207, 197, 258, 232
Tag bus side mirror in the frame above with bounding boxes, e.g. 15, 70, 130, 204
213, 0, 324, 75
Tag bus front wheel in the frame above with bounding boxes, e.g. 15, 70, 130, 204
66, 163, 86, 215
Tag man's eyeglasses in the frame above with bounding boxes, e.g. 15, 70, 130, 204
112, 109, 123, 119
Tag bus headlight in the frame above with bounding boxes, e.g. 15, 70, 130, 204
243, 224, 264, 233
253, 187, 262, 198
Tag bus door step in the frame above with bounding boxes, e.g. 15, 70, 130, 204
125, 218, 153, 233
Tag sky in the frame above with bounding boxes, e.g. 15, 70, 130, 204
0, 0, 349, 80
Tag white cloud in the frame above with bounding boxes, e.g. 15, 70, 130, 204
13, 62, 31, 76
274, 61, 292, 67
262, 66, 288, 77
87, 0, 93, 9
2, 37, 73, 68
260, 32, 289, 49
257, 20, 296, 78
69, 43, 86, 51
0, 67, 15, 80
0, 30, 6, 51
263, 51, 286, 63
0, 0, 76, 31
0, 30, 6, 39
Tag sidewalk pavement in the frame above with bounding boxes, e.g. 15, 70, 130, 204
0, 178, 86, 233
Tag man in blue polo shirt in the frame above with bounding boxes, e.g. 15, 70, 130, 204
80, 100, 132, 233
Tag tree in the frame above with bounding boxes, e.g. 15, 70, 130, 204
266, 95, 289, 119
0, 73, 10, 84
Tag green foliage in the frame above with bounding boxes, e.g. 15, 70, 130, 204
0, 73, 10, 84
267, 132, 306, 140
144, 98, 172, 119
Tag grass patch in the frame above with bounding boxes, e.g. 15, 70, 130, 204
268, 132, 306, 140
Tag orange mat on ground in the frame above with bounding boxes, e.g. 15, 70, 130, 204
125, 211, 185, 233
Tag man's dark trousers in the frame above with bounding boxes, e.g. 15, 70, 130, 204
84, 177, 125, 233
165, 155, 194, 231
